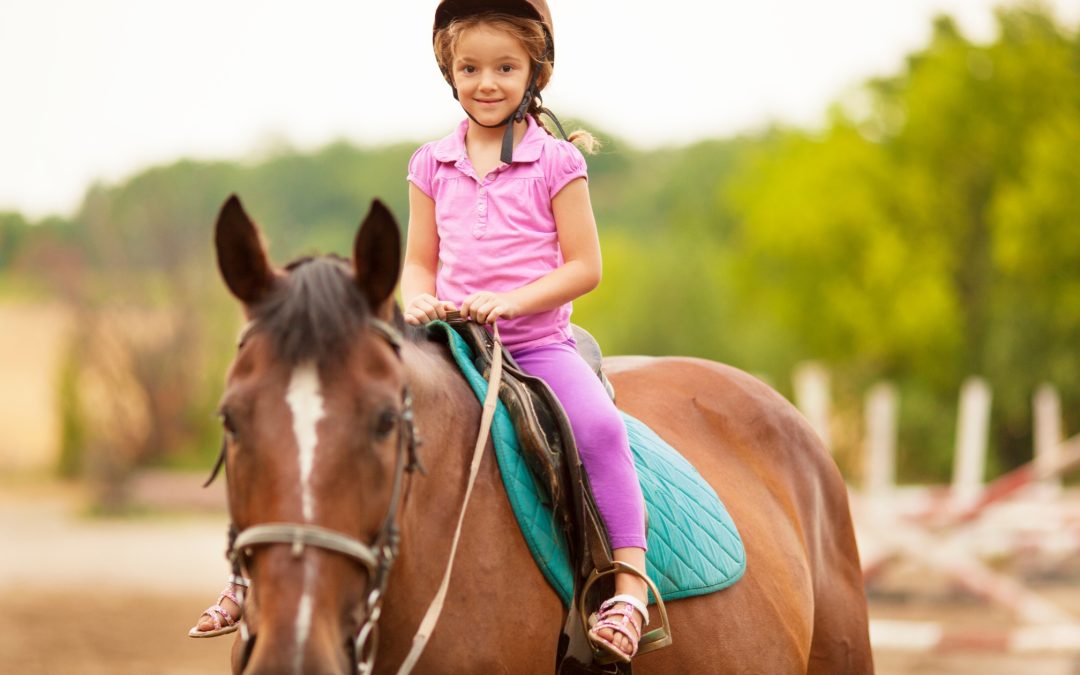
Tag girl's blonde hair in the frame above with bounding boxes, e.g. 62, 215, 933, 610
433, 12, 600, 154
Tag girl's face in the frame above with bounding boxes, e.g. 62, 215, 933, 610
451, 23, 532, 128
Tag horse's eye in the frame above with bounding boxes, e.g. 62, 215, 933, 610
374, 410, 398, 440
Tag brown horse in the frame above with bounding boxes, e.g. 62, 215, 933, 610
212, 194, 873, 675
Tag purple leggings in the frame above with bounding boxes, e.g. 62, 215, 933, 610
510, 338, 647, 551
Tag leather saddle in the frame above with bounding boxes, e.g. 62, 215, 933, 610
451, 320, 613, 521
438, 316, 631, 674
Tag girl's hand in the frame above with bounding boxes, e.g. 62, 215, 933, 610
403, 294, 458, 325
460, 291, 520, 324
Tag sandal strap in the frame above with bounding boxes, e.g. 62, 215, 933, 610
595, 603, 642, 639
218, 585, 241, 607
600, 593, 649, 627
589, 604, 643, 659
594, 615, 641, 642
203, 604, 233, 630
592, 620, 641, 656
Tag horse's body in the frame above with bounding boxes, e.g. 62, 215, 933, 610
212, 196, 873, 675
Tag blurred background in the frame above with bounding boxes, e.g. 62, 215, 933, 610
2, 0, 1080, 672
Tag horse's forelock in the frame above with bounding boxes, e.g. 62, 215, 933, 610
254, 255, 370, 366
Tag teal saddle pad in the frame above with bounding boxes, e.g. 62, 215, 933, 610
430, 321, 746, 606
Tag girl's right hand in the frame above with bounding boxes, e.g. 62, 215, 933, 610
403, 294, 458, 325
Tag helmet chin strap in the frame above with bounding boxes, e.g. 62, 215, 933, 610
456, 90, 530, 165
457, 91, 570, 164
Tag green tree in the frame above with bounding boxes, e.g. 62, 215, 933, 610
720, 3, 1080, 473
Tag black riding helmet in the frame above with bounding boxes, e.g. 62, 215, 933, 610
433, 0, 567, 163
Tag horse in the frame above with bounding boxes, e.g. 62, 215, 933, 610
211, 194, 874, 674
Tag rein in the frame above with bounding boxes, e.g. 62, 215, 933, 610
206, 316, 503, 674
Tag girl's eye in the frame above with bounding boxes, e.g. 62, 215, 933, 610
461, 65, 476, 74
499, 65, 514, 73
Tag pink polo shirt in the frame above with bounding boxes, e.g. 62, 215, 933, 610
407, 116, 588, 350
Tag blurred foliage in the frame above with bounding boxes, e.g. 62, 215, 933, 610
2, 2, 1077, 488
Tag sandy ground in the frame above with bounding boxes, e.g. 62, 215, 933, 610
4, 475, 1080, 674
0, 476, 235, 674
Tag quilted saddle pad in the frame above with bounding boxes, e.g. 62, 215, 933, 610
432, 321, 746, 606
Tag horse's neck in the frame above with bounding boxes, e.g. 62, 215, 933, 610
382, 341, 546, 653
397, 337, 496, 554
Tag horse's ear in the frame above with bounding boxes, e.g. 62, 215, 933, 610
215, 194, 276, 306
353, 199, 401, 319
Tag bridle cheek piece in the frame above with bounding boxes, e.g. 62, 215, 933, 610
208, 318, 420, 675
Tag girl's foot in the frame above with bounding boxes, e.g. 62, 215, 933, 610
590, 548, 650, 661
588, 593, 648, 662
188, 582, 244, 638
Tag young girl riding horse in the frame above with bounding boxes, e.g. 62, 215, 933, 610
192, 0, 654, 663
404, 0, 652, 663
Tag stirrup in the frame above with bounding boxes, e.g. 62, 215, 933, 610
577, 561, 672, 663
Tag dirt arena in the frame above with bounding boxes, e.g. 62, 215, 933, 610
4, 476, 1080, 674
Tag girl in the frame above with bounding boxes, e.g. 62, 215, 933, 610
402, 0, 651, 663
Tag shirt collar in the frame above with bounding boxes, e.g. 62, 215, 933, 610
431, 115, 546, 164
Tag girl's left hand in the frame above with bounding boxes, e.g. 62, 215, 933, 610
460, 290, 520, 324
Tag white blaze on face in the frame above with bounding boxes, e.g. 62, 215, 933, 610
286, 361, 325, 523
285, 360, 324, 668
293, 579, 315, 674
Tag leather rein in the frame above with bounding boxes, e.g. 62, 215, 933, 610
205, 317, 422, 674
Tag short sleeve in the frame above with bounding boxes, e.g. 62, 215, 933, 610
544, 140, 588, 199
406, 143, 437, 199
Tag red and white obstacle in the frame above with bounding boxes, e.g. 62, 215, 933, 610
792, 367, 1080, 653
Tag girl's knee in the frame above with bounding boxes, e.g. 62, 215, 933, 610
574, 410, 629, 457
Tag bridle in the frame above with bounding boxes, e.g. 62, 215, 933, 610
205, 317, 423, 675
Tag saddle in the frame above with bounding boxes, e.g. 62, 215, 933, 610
437, 315, 643, 674
451, 320, 613, 521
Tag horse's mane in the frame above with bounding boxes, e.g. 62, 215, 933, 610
253, 255, 370, 366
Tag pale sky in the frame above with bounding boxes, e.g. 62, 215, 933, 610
1, 0, 1078, 218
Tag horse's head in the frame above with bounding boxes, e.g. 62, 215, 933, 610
213, 195, 413, 674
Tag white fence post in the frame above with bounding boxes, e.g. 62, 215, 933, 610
794, 361, 831, 451
951, 377, 992, 509
864, 382, 898, 500
1034, 383, 1063, 497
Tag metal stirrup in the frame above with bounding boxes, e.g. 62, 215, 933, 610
578, 561, 673, 662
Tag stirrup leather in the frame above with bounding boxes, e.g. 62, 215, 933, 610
578, 561, 673, 663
